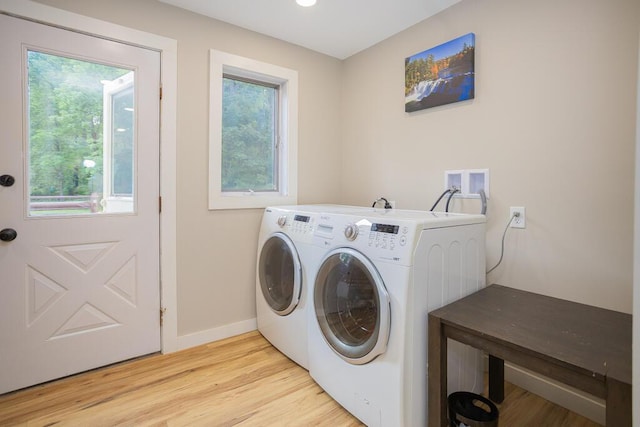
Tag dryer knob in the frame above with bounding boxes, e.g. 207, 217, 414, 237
277, 215, 287, 227
344, 224, 359, 241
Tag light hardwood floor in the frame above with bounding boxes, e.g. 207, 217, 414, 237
0, 331, 600, 426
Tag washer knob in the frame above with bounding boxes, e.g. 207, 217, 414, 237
344, 223, 359, 241
277, 215, 287, 227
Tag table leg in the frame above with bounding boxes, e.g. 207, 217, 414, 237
428, 314, 448, 427
605, 378, 631, 426
488, 355, 504, 403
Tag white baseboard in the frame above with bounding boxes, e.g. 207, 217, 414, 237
504, 362, 605, 425
175, 318, 257, 351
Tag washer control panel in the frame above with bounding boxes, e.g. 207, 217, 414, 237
311, 213, 416, 265
368, 223, 410, 251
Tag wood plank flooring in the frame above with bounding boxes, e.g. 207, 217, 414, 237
0, 331, 601, 426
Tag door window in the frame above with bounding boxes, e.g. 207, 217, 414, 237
27, 50, 135, 216
258, 234, 302, 315
314, 249, 390, 364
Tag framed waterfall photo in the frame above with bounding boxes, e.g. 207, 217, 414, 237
405, 33, 475, 112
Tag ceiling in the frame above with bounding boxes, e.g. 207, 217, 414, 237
157, 0, 462, 59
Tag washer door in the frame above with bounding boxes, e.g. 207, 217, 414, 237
314, 248, 390, 365
258, 233, 302, 316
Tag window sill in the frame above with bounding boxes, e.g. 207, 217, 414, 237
208, 192, 297, 210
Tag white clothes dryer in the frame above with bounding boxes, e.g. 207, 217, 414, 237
256, 206, 322, 369
307, 207, 486, 427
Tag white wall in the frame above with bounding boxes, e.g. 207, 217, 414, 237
34, 0, 344, 338
340, 2, 638, 420
341, 0, 640, 314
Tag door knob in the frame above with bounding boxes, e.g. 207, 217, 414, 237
0, 228, 17, 242
0, 175, 15, 187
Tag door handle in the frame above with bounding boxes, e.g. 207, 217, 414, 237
0, 175, 15, 187
0, 228, 17, 242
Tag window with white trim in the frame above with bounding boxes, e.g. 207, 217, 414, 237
209, 50, 298, 210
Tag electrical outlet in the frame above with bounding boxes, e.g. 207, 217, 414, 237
510, 207, 526, 229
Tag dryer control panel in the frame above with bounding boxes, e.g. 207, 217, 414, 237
273, 212, 316, 244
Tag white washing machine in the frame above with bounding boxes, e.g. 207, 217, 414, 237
256, 206, 323, 369
307, 207, 486, 427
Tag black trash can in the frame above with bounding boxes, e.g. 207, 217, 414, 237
448, 392, 499, 427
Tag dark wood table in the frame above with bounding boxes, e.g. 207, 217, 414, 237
428, 284, 632, 426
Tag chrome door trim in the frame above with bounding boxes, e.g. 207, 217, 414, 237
258, 232, 302, 316
314, 247, 390, 365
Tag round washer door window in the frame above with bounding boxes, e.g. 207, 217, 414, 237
314, 247, 390, 364
258, 233, 302, 316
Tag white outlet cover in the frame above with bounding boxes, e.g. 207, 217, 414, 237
509, 206, 526, 228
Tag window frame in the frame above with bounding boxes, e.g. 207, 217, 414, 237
209, 50, 298, 210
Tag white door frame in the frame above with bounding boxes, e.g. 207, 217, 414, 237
633, 31, 639, 423
0, 0, 179, 353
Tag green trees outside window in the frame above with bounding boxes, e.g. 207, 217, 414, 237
28, 51, 128, 204
221, 76, 278, 193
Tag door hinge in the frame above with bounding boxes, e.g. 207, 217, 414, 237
159, 196, 162, 213
159, 85, 163, 100
160, 307, 167, 326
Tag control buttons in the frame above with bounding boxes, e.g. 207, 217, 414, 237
367, 231, 400, 251
344, 224, 359, 241
292, 222, 312, 233
281, 215, 315, 235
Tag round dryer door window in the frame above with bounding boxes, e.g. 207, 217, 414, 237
258, 233, 302, 316
314, 248, 390, 364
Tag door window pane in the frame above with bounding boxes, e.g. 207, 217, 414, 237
27, 50, 134, 216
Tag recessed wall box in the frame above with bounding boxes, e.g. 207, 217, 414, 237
467, 169, 490, 198
444, 170, 464, 192
444, 169, 490, 199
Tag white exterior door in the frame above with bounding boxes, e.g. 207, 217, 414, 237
0, 14, 161, 394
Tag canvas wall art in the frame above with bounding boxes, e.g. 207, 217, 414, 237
405, 33, 475, 112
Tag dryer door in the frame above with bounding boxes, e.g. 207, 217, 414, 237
314, 247, 390, 365
258, 233, 302, 316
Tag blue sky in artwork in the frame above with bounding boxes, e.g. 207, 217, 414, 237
407, 33, 475, 63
